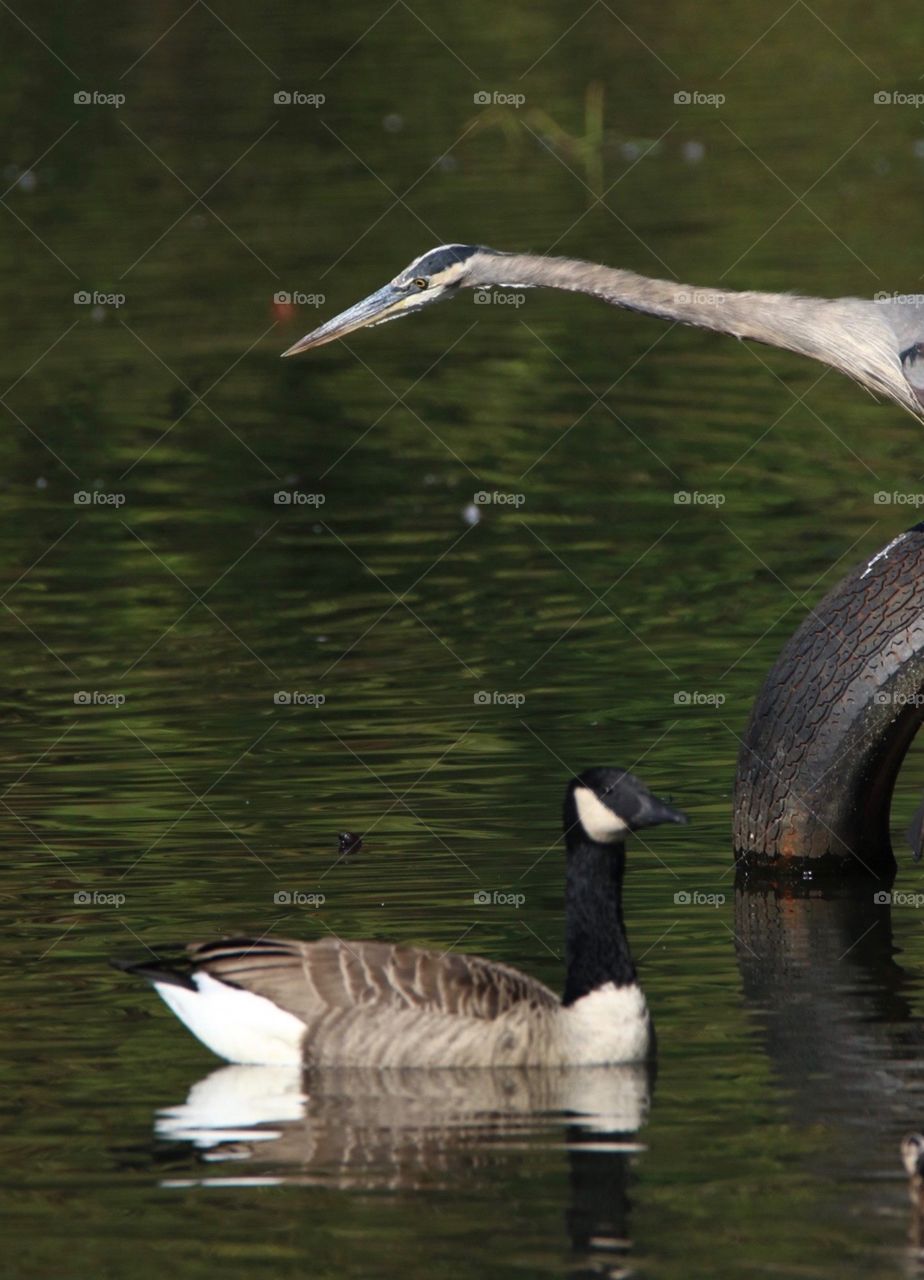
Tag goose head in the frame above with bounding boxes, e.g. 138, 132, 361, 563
564, 766, 688, 848
903, 1133, 924, 1178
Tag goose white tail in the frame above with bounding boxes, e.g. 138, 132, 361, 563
153, 973, 307, 1065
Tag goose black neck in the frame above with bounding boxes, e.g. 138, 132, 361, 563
562, 836, 636, 1005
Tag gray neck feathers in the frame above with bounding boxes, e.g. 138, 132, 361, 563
469, 252, 921, 419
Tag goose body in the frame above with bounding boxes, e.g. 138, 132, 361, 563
150, 938, 652, 1069
115, 768, 687, 1069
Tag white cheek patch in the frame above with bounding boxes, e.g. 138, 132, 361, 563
574, 786, 629, 843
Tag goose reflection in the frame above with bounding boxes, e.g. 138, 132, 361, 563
901, 1134, 924, 1252
155, 1062, 652, 1271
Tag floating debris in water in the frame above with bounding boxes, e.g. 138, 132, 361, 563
463, 502, 480, 526
338, 831, 363, 855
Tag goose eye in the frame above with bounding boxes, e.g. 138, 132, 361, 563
413, 277, 429, 290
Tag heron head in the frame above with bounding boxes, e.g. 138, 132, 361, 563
282, 244, 486, 356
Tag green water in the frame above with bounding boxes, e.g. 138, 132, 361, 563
5, 2, 924, 1276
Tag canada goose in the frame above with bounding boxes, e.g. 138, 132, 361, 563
902, 1134, 924, 1246
903, 1134, 924, 1180
113, 767, 687, 1069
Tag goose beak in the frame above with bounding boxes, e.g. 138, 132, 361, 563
281, 283, 410, 356
641, 796, 688, 828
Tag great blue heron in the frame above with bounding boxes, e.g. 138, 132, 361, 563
282, 244, 924, 418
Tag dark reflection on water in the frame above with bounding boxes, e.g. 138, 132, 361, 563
6, 0, 924, 1276
734, 880, 924, 1135
142, 1064, 650, 1277
731, 883, 924, 1268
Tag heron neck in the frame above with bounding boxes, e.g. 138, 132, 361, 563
469, 251, 916, 415
562, 837, 636, 1005
475, 251, 836, 345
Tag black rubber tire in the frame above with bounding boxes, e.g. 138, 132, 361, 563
733, 521, 924, 876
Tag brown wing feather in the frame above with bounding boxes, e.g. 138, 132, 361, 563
187, 936, 559, 1023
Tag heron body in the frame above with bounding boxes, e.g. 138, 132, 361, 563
283, 244, 924, 419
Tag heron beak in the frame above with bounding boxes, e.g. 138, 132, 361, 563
281, 283, 411, 357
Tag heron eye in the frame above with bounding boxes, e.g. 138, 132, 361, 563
413, 277, 429, 290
